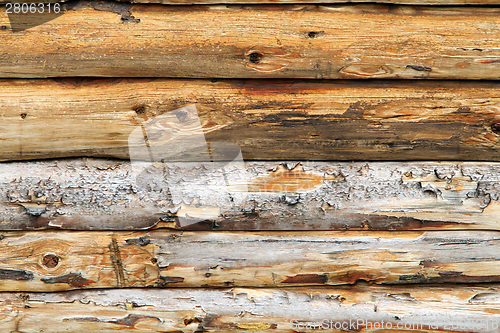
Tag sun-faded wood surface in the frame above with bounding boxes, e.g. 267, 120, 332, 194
3, 2, 500, 79
2, 285, 500, 332
1, 230, 500, 291
1, 158, 499, 231
2, 79, 500, 161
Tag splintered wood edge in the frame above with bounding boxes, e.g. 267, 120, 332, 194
3, 285, 500, 332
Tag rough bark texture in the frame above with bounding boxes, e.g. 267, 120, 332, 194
1, 158, 500, 231
2, 285, 500, 332
3, 3, 500, 79
1, 230, 500, 290
2, 79, 500, 161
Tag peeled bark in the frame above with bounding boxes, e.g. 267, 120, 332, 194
0, 158, 499, 231
2, 286, 500, 332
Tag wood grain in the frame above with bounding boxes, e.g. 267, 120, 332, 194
1, 230, 500, 290
3, 0, 500, 4
3, 2, 500, 79
2, 79, 500, 161
2, 285, 500, 332
2, 158, 500, 231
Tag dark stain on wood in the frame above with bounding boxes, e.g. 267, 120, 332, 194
73, 0, 140, 24
125, 236, 151, 246
109, 235, 126, 288
159, 276, 185, 285
342, 101, 367, 119
109, 314, 161, 327
178, 214, 464, 232
41, 273, 93, 287
64, 314, 161, 327
63, 317, 100, 323
397, 273, 500, 284
281, 274, 328, 284
0, 268, 33, 281
406, 65, 432, 71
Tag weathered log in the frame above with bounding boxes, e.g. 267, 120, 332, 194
2, 79, 500, 162
3, 0, 500, 5
2, 285, 500, 332
3, 3, 500, 79
1, 230, 500, 291
1, 158, 499, 231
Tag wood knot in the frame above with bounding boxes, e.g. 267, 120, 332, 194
492, 123, 500, 134
134, 106, 146, 115
42, 254, 59, 268
307, 31, 323, 38
248, 52, 263, 64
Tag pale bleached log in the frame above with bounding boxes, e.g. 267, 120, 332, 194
1, 158, 500, 231
2, 79, 500, 161
1, 230, 500, 291
2, 286, 500, 332
3, 3, 500, 79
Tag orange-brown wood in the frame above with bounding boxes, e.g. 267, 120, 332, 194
3, 2, 500, 79
2, 79, 500, 161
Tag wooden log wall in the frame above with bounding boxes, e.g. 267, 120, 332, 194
3, 0, 500, 330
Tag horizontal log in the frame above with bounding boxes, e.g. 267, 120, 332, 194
2, 79, 500, 161
1, 230, 500, 291
1, 158, 500, 231
3, 2, 500, 79
3, 0, 500, 5
2, 285, 500, 332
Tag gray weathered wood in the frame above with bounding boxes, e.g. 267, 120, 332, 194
0, 158, 499, 231
2, 285, 500, 332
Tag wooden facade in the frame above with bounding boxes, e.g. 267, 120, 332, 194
2, 0, 500, 331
